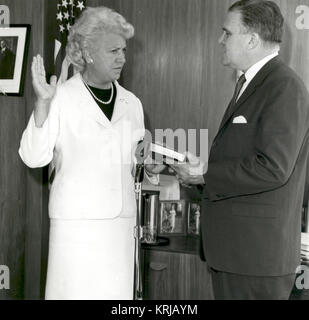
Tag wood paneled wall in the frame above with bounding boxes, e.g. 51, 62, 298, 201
88, 0, 309, 201
88, 0, 309, 146
0, 0, 47, 300
1, 0, 309, 299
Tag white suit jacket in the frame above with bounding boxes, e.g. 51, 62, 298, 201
19, 73, 145, 220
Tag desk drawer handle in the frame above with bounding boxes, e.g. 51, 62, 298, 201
150, 262, 167, 271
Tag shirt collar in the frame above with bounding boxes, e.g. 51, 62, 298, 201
243, 51, 279, 84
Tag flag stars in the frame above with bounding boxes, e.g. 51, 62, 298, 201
63, 11, 69, 20
56, 11, 63, 21
69, 0, 74, 6
62, 0, 68, 8
59, 24, 65, 33
77, 1, 85, 11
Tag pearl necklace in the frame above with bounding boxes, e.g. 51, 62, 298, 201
82, 78, 114, 105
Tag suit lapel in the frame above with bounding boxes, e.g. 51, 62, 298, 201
214, 57, 282, 141
111, 81, 130, 124
73, 73, 112, 128
76, 76, 130, 126
217, 80, 259, 133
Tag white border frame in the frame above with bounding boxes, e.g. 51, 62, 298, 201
0, 25, 30, 95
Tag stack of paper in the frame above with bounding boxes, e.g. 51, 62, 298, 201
301, 232, 309, 261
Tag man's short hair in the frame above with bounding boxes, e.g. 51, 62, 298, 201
229, 0, 284, 44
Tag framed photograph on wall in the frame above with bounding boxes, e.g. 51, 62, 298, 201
159, 200, 186, 236
187, 202, 201, 237
0, 25, 31, 96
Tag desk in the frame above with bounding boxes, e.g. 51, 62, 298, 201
141, 238, 309, 300
141, 237, 214, 300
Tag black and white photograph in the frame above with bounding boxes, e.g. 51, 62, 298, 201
187, 202, 201, 237
159, 200, 186, 236
0, 25, 30, 95
1, 0, 309, 304
0, 37, 17, 79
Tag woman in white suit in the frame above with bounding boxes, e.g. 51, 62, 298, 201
19, 6, 162, 300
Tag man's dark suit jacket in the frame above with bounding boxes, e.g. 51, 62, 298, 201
201, 57, 309, 277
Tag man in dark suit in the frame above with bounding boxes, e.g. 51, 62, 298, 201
0, 39, 15, 79
171, 0, 309, 299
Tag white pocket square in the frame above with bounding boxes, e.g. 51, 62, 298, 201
233, 116, 247, 124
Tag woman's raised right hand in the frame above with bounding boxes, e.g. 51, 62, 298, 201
31, 54, 57, 102
32, 55, 58, 127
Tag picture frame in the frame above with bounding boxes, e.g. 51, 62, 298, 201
0, 24, 31, 96
158, 200, 187, 236
187, 202, 201, 237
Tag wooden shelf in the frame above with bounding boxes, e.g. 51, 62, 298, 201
141, 236, 200, 255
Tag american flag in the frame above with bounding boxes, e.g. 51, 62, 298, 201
48, 0, 86, 185
55, 0, 86, 84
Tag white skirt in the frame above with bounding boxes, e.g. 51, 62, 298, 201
45, 216, 136, 300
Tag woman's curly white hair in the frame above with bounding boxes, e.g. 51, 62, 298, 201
66, 6, 134, 71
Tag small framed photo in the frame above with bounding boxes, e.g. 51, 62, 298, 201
187, 202, 201, 237
159, 200, 186, 236
0, 25, 31, 96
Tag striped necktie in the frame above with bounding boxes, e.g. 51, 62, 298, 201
231, 74, 246, 106
222, 74, 247, 124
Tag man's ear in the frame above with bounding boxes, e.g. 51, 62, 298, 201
248, 32, 260, 50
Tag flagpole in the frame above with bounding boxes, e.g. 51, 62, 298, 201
134, 164, 144, 300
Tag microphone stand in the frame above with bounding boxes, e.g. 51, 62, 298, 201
133, 163, 144, 300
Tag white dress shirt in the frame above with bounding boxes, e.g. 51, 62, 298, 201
237, 51, 279, 101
